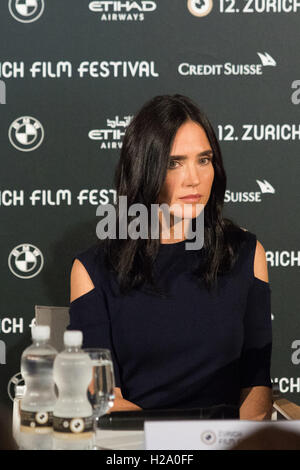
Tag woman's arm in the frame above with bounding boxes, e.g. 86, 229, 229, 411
239, 240, 272, 420
108, 387, 142, 413
239, 386, 272, 420
70, 259, 142, 412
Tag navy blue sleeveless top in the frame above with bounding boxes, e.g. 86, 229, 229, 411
68, 228, 272, 410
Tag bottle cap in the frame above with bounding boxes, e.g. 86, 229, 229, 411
64, 330, 83, 347
31, 325, 50, 341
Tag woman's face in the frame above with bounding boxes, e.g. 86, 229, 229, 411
158, 120, 215, 220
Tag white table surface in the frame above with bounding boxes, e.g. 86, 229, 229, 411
96, 429, 145, 450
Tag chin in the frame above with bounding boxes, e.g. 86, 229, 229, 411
170, 202, 205, 220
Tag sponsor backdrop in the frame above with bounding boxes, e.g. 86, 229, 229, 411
0, 0, 299, 408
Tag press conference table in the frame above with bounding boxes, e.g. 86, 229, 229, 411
94, 397, 300, 450
96, 429, 144, 450
94, 405, 239, 450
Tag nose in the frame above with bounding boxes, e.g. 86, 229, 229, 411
184, 161, 200, 187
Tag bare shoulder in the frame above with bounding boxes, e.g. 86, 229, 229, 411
70, 258, 95, 303
238, 227, 269, 283
253, 240, 269, 283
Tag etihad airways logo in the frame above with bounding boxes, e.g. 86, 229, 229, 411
179, 52, 277, 77
89, 114, 134, 149
89, 1, 157, 21
225, 180, 275, 203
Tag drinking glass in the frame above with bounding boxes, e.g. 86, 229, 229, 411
84, 348, 115, 450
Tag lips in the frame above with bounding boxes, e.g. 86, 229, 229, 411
179, 194, 202, 201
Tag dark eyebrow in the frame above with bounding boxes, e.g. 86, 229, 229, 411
169, 150, 213, 160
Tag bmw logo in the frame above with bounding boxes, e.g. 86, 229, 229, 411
8, 0, 45, 23
9, 116, 44, 152
8, 244, 44, 279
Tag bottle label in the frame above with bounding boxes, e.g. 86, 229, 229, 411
53, 416, 93, 437
20, 410, 53, 431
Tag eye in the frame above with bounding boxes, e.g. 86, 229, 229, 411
167, 156, 213, 170
199, 157, 212, 165
167, 160, 180, 169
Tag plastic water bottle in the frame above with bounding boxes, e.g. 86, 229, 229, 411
19, 325, 57, 450
53, 330, 94, 450
12, 384, 26, 448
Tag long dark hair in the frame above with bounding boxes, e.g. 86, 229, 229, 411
98, 94, 246, 296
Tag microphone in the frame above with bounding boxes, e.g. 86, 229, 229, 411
98, 404, 239, 430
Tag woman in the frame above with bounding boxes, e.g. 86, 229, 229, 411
69, 94, 273, 420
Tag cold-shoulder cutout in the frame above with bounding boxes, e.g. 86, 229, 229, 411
70, 244, 102, 295
253, 239, 269, 285
67, 267, 122, 387
70, 257, 95, 303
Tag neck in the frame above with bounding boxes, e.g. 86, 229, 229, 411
159, 212, 191, 244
